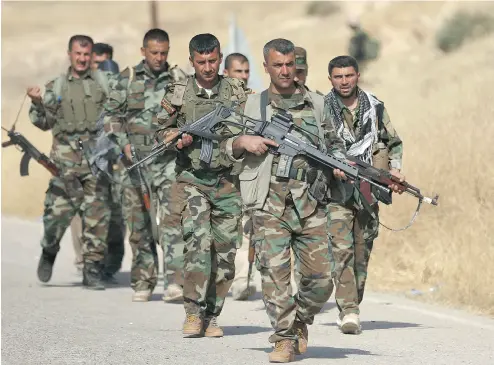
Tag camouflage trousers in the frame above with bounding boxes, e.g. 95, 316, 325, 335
70, 193, 125, 275
179, 173, 241, 317
253, 203, 333, 343
328, 202, 379, 318
41, 164, 111, 264
159, 180, 186, 290
121, 153, 179, 292
230, 213, 259, 298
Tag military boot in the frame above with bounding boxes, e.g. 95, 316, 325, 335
182, 314, 204, 338
204, 315, 223, 338
162, 283, 183, 303
82, 262, 105, 290
37, 249, 57, 283
269, 339, 296, 363
293, 321, 308, 354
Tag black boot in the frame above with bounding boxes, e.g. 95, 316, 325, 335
37, 249, 57, 283
82, 261, 105, 290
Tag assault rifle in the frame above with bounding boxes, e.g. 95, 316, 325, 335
128, 104, 439, 228
2, 126, 59, 177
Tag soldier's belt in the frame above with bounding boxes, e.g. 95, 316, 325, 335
271, 164, 307, 181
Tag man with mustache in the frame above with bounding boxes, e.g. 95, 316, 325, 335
27, 35, 113, 289
325, 55, 404, 334
155, 33, 251, 337
226, 38, 347, 362
103, 28, 187, 302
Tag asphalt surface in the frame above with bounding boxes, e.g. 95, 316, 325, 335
2, 216, 493, 365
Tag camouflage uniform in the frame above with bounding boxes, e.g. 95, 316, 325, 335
325, 88, 402, 322
156, 75, 249, 323
70, 69, 127, 277
103, 60, 186, 297
30, 67, 112, 288
235, 86, 346, 346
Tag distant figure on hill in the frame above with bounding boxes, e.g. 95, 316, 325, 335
347, 17, 381, 71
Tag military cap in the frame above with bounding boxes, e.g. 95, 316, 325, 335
294, 47, 307, 70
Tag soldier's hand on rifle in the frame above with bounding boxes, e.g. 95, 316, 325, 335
333, 169, 347, 180
26, 86, 42, 105
389, 169, 405, 194
177, 133, 193, 150
233, 135, 279, 157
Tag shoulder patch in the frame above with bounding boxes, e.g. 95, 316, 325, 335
160, 97, 177, 115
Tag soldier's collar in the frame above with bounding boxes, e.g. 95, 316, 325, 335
66, 67, 92, 81
136, 60, 171, 79
335, 87, 361, 111
268, 82, 308, 107
193, 75, 222, 96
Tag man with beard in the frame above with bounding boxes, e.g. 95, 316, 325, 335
227, 38, 347, 362
28, 34, 112, 289
325, 55, 404, 334
103, 28, 187, 302
155, 33, 250, 337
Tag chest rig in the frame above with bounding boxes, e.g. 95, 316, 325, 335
173, 76, 244, 171
51, 71, 107, 137
126, 66, 169, 156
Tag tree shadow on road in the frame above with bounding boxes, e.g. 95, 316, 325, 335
222, 325, 272, 336
322, 320, 424, 330
246, 346, 375, 359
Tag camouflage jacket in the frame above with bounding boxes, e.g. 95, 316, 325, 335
29, 67, 107, 167
103, 60, 187, 158
334, 89, 403, 170
229, 86, 346, 219
155, 75, 251, 185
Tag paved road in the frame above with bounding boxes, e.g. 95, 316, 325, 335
2, 216, 493, 365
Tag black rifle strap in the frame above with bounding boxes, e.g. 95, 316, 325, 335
260, 90, 268, 121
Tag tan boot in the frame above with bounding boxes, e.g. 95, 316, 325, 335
293, 321, 308, 354
183, 314, 204, 338
162, 284, 183, 303
132, 289, 152, 302
340, 313, 361, 334
204, 316, 224, 337
269, 339, 296, 363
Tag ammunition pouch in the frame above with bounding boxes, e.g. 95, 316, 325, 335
271, 164, 307, 181
306, 167, 331, 205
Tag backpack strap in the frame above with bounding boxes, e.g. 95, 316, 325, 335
260, 90, 268, 121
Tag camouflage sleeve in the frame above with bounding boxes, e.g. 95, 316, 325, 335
321, 104, 346, 159
379, 106, 403, 170
102, 68, 131, 150
29, 80, 58, 131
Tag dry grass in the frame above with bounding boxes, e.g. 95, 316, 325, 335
1, 1, 493, 316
